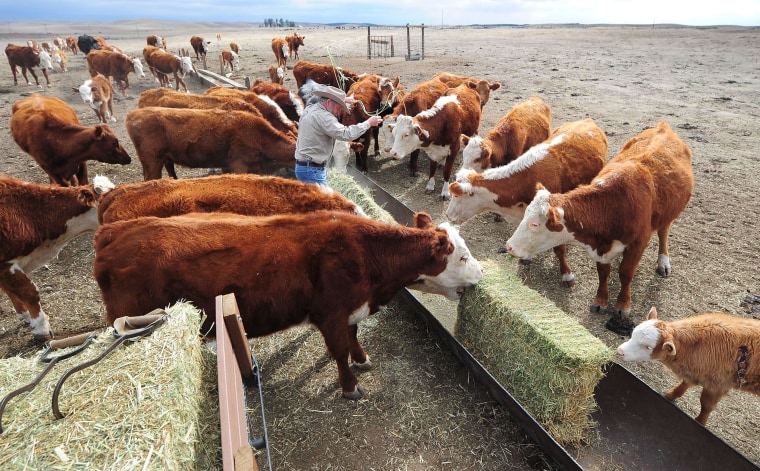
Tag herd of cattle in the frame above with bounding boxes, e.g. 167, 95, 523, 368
2, 31, 758, 418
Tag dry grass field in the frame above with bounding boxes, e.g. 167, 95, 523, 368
0, 20, 759, 470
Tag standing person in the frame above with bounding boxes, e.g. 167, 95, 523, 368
294, 84, 382, 185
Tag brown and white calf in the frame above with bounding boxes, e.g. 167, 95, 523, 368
11, 94, 131, 186
126, 107, 297, 180
51, 49, 67, 72
618, 307, 760, 425
271, 37, 288, 69
65, 36, 78, 54
506, 121, 694, 335
221, 49, 239, 73
229, 41, 239, 54
286, 32, 305, 60
203, 86, 299, 138
388, 83, 482, 199
292, 60, 361, 92
94, 211, 482, 399
432, 71, 501, 108
190, 35, 210, 61
5, 44, 53, 88
460, 96, 552, 172
86, 49, 145, 97
142, 47, 195, 92
447, 118, 608, 286
1, 175, 114, 341
72, 73, 117, 124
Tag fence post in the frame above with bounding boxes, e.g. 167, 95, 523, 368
406, 24, 411, 60
391, 36, 394, 57
421, 24, 425, 60
367, 26, 371, 60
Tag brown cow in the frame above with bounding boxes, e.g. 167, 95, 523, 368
268, 64, 284, 84
190, 35, 210, 61
447, 118, 609, 285
380, 78, 450, 177
1, 175, 114, 340
137, 87, 263, 116
86, 49, 146, 97
51, 49, 67, 73
271, 37, 288, 69
285, 32, 305, 60
98, 174, 368, 224
5, 44, 53, 87
506, 121, 694, 335
142, 47, 195, 92
72, 73, 117, 124
250, 78, 305, 123
126, 107, 297, 180
146, 34, 162, 48
203, 86, 299, 137
10, 94, 131, 186
432, 71, 502, 108
293, 60, 361, 92
460, 96, 552, 172
618, 307, 760, 425
221, 49, 239, 73
93, 210, 483, 398
388, 83, 482, 199
142, 45, 169, 87
65, 36, 78, 55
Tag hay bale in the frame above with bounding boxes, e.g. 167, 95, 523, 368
327, 172, 397, 224
0, 302, 220, 470
455, 259, 614, 447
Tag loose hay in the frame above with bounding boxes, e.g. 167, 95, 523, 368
455, 259, 614, 447
0, 302, 220, 470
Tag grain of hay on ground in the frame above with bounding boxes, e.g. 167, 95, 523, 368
0, 302, 220, 470
455, 259, 614, 447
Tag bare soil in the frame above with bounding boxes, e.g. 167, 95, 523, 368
0, 21, 758, 470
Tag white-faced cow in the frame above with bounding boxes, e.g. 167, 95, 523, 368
142, 47, 195, 92
618, 307, 760, 425
72, 73, 117, 124
447, 118, 608, 286
271, 37, 288, 69
86, 49, 145, 97
190, 35, 210, 61
1, 175, 114, 341
389, 83, 482, 199
460, 96, 552, 172
93, 211, 482, 399
10, 94, 131, 186
506, 121, 694, 335
5, 44, 53, 88
221, 49, 239, 73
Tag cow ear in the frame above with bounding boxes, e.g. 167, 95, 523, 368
71, 87, 78, 93
78, 188, 96, 206
546, 206, 564, 231
94, 125, 105, 139
414, 212, 434, 229
461, 134, 470, 146
490, 82, 502, 91
435, 233, 454, 256
663, 341, 677, 356
449, 182, 463, 197
647, 307, 659, 320
535, 182, 546, 192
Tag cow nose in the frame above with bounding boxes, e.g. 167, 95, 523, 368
506, 244, 515, 255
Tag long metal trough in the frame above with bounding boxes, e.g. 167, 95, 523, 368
346, 165, 759, 471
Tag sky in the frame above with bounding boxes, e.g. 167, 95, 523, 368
2, 1, 759, 27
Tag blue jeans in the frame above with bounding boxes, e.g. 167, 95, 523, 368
295, 163, 328, 186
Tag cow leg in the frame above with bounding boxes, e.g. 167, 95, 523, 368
408, 149, 420, 177
439, 147, 459, 200
425, 161, 439, 194
20, 67, 34, 85
591, 262, 611, 313
0, 265, 52, 341
613, 241, 647, 317
553, 244, 575, 287
10, 65, 19, 85
164, 160, 179, 179
656, 224, 673, 276
371, 127, 380, 156
664, 379, 692, 401
695, 387, 728, 426
316, 323, 362, 399
75, 162, 89, 186
347, 324, 372, 370
41, 68, 50, 87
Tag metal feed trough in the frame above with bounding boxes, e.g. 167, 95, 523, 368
345, 165, 759, 471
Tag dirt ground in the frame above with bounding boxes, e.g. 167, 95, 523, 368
0, 21, 759, 470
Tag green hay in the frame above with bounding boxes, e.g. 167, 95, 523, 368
327, 172, 397, 224
0, 302, 220, 470
455, 259, 614, 447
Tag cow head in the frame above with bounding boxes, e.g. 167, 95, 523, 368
381, 115, 396, 153
445, 169, 480, 224
37, 50, 54, 71
389, 114, 426, 160
92, 126, 132, 165
228, 51, 240, 72
461, 134, 491, 172
131, 57, 146, 78
617, 307, 674, 361
72, 79, 96, 105
506, 184, 571, 259
411, 213, 483, 300
179, 56, 196, 77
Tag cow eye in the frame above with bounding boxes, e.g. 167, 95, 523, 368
460, 255, 469, 262
530, 222, 540, 229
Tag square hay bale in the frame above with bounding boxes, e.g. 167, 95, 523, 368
0, 302, 221, 470
455, 259, 614, 447
327, 172, 397, 224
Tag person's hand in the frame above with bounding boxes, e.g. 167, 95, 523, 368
367, 115, 382, 127
345, 95, 358, 105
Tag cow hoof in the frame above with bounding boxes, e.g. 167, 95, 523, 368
518, 258, 532, 266
342, 384, 366, 400
590, 304, 607, 314
353, 357, 373, 370
605, 315, 634, 336
33, 331, 53, 343
562, 275, 576, 288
